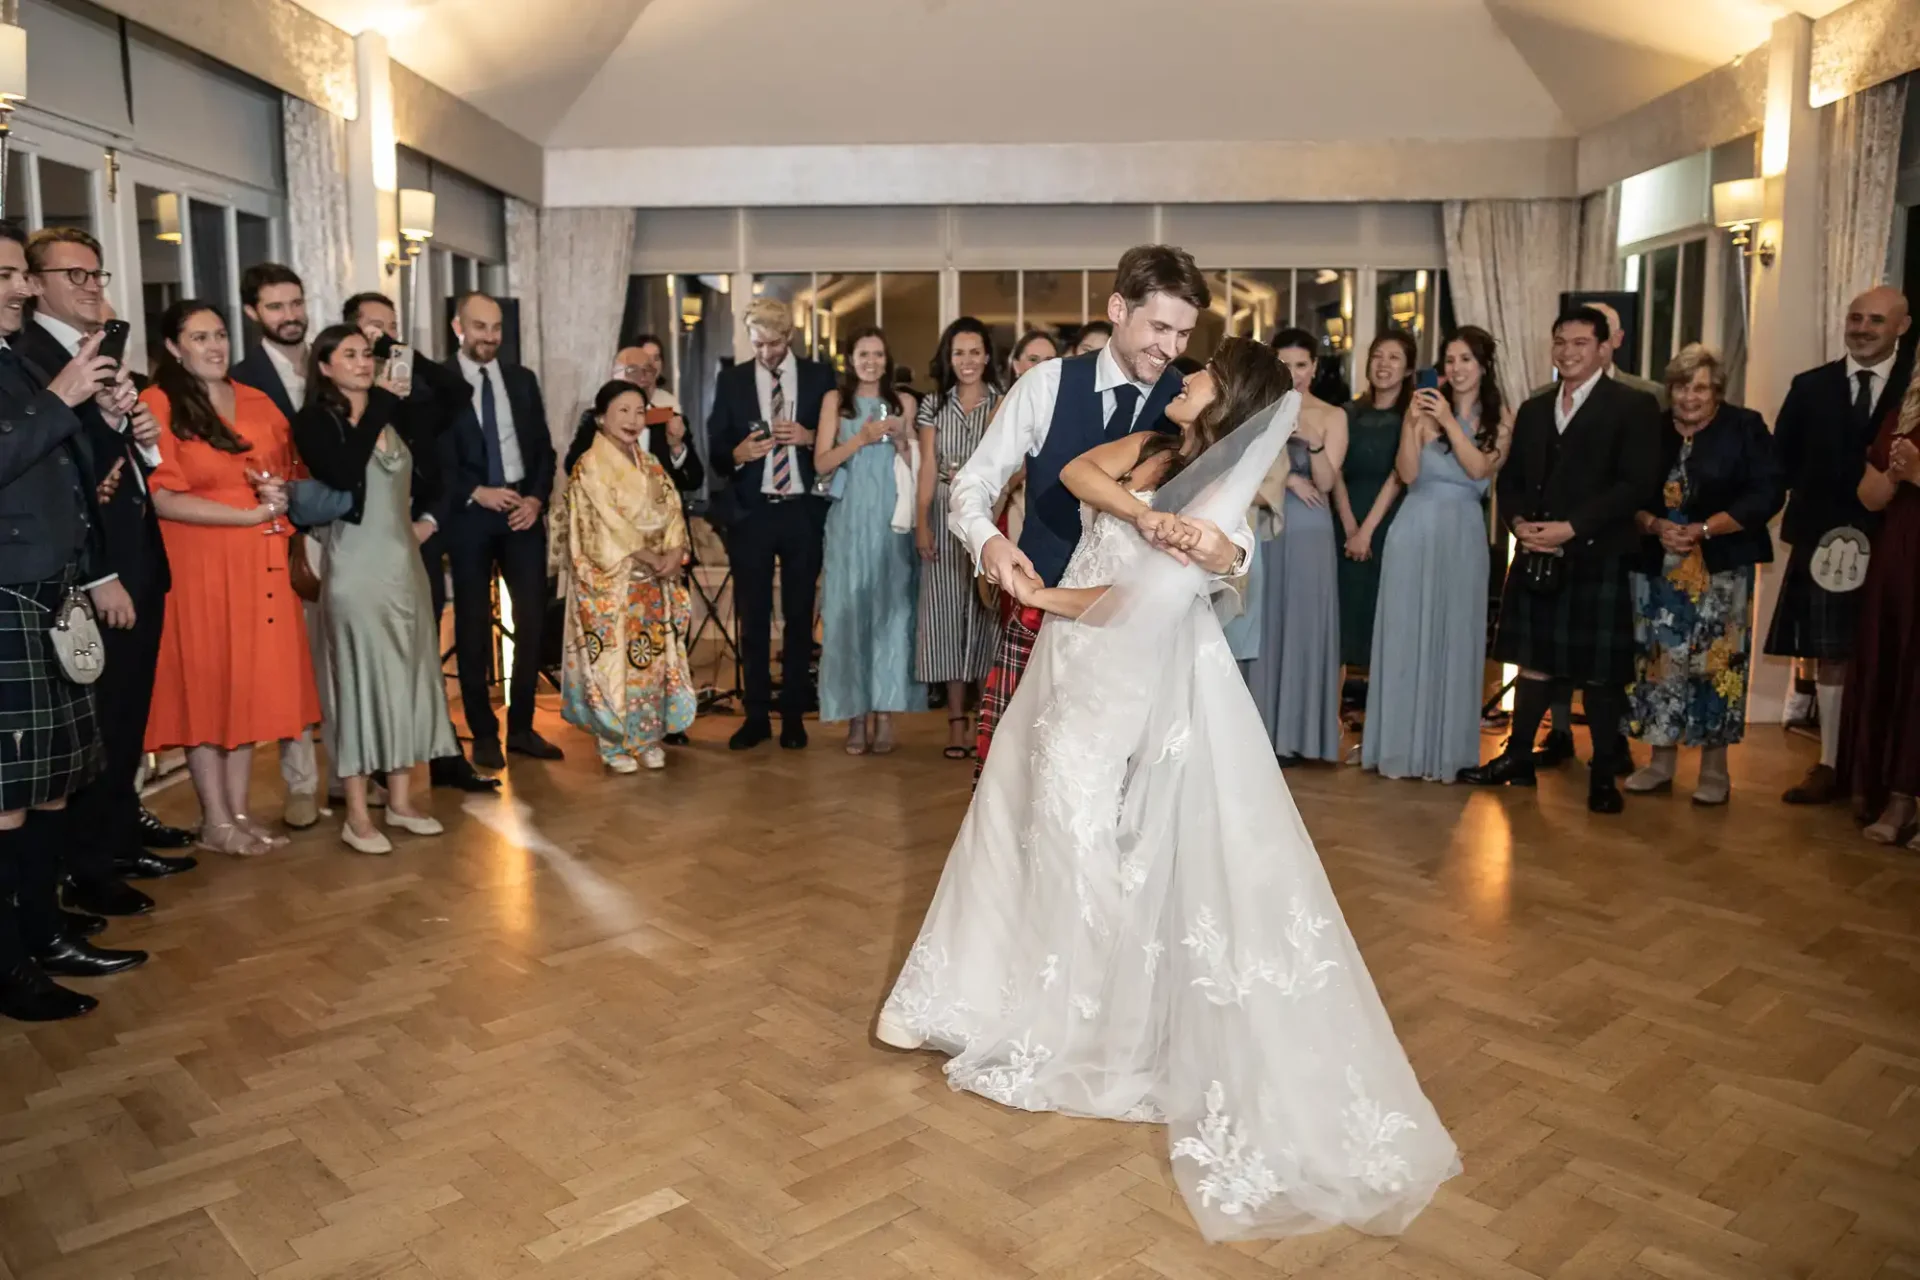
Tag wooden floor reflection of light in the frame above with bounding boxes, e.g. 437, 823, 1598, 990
1452, 791, 1515, 931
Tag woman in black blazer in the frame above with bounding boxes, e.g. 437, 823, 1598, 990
1625, 344, 1785, 804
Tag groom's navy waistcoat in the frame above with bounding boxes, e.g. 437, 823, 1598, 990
1021, 352, 1183, 587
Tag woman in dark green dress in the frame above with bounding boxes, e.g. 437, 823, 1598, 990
1335, 331, 1414, 670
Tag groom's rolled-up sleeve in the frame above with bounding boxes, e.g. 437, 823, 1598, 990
948, 360, 1062, 572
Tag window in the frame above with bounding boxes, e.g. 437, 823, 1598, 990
1374, 269, 1449, 368
189, 199, 232, 335
1226, 270, 1292, 344
957, 271, 1018, 369
1297, 268, 1357, 398
1622, 234, 1708, 378
879, 272, 940, 393
136, 185, 184, 370
38, 159, 95, 237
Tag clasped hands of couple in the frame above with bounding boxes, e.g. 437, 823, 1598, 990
981, 508, 1237, 610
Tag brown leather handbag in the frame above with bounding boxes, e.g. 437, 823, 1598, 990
288, 532, 323, 603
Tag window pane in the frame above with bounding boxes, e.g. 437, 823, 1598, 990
1679, 238, 1706, 352
750, 273, 814, 356
957, 271, 1018, 376
879, 272, 940, 401
1228, 269, 1293, 343
137, 186, 185, 371
1179, 269, 1229, 365
1020, 270, 1082, 352
1646, 244, 1679, 376
817, 271, 876, 366
3, 153, 27, 225
38, 159, 93, 237
236, 212, 271, 275
1376, 269, 1442, 368
188, 199, 231, 338
1297, 268, 1356, 400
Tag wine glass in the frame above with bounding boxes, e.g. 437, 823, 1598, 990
247, 466, 288, 536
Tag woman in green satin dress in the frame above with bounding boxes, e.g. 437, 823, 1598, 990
1335, 331, 1415, 673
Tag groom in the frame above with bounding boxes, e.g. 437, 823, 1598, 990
950, 243, 1250, 766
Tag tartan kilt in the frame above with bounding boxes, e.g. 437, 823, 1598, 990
1762, 541, 1860, 661
974, 606, 1041, 777
1491, 554, 1635, 685
0, 575, 102, 812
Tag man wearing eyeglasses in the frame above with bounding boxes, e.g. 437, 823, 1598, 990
12, 227, 196, 930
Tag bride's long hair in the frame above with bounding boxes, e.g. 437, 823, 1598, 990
1133, 335, 1293, 485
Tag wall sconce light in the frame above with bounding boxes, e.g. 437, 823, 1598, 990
679, 293, 704, 332
154, 192, 183, 244
1713, 178, 1775, 267
0, 20, 26, 222
385, 187, 435, 272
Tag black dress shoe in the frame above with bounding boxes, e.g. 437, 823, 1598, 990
137, 807, 195, 850
0, 961, 97, 1021
61, 909, 108, 939
62, 875, 154, 918
1588, 776, 1626, 815
1533, 730, 1576, 767
37, 938, 148, 978
471, 739, 506, 771
780, 721, 809, 750
431, 755, 502, 792
114, 850, 197, 879
1458, 750, 1538, 787
730, 720, 771, 751
507, 730, 564, 761
664, 732, 690, 747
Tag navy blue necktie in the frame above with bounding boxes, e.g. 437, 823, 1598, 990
479, 368, 506, 488
1105, 383, 1141, 439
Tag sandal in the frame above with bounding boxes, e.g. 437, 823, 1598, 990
871, 715, 897, 756
845, 719, 870, 756
944, 714, 972, 760
196, 822, 272, 858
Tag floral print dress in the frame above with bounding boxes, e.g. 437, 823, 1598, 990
1628, 439, 1753, 747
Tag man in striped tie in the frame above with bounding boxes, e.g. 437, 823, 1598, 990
707, 297, 837, 750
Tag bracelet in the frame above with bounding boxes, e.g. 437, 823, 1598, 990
1307, 443, 1325, 454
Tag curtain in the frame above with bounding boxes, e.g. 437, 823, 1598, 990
1575, 185, 1621, 292
505, 196, 543, 390
1442, 200, 1583, 406
1820, 75, 1909, 361
281, 96, 354, 336
531, 208, 635, 458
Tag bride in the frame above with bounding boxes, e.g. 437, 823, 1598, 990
876, 336, 1460, 1242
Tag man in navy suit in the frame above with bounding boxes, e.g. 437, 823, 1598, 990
436, 291, 561, 770
706, 296, 835, 750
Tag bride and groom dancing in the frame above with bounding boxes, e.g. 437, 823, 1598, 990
875, 246, 1461, 1242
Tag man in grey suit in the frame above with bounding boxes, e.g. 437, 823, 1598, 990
1522, 299, 1669, 769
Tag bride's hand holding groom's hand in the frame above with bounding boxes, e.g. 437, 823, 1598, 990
981, 534, 1039, 593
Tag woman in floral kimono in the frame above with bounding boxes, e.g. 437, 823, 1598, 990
561, 380, 697, 772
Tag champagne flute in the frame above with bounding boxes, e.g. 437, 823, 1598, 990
247, 466, 288, 536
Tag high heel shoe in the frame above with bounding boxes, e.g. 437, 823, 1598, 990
196, 822, 272, 858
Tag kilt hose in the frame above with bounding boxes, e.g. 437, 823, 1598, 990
0, 575, 102, 814
1763, 540, 1862, 662
1491, 553, 1636, 687
973, 606, 1042, 780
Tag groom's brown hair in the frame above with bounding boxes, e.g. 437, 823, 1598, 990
1113, 244, 1210, 313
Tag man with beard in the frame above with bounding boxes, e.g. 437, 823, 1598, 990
230, 263, 327, 829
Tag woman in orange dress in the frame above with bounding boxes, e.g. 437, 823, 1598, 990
140, 300, 321, 857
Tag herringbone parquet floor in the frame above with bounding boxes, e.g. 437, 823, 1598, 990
3, 705, 1918, 1279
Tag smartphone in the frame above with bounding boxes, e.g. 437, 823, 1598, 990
386, 343, 415, 393
98, 319, 131, 366
750, 420, 774, 441
372, 333, 397, 360
1415, 368, 1440, 392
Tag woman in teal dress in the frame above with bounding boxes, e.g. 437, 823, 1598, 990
815, 327, 924, 754
1336, 331, 1414, 672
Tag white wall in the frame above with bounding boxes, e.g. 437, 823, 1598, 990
1617, 150, 1711, 248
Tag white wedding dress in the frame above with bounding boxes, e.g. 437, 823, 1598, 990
876, 396, 1460, 1242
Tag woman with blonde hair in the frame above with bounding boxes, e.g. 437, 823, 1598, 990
562, 380, 697, 772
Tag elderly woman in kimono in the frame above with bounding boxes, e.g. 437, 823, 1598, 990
561, 380, 697, 772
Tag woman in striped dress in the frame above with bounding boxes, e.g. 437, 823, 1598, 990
916, 318, 1002, 759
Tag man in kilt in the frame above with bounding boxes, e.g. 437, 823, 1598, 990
947, 245, 1250, 774
1460, 306, 1662, 813
0, 222, 150, 1022
1763, 287, 1911, 805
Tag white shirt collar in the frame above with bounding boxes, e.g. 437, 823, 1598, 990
1845, 352, 1897, 381
1561, 365, 1607, 403
32, 312, 87, 356
755, 351, 796, 381
263, 341, 306, 381
1093, 343, 1151, 396
457, 351, 497, 382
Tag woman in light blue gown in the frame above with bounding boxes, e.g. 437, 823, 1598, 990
815, 328, 924, 754
1363, 327, 1513, 781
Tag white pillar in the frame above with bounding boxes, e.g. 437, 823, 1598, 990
344, 31, 397, 298
1746, 13, 1824, 722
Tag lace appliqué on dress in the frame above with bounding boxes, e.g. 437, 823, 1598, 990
1182, 901, 1340, 1006
1171, 1081, 1284, 1218
957, 1033, 1053, 1108
884, 940, 976, 1044
1343, 1066, 1418, 1193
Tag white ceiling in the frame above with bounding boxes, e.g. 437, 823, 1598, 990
292, 0, 1856, 148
